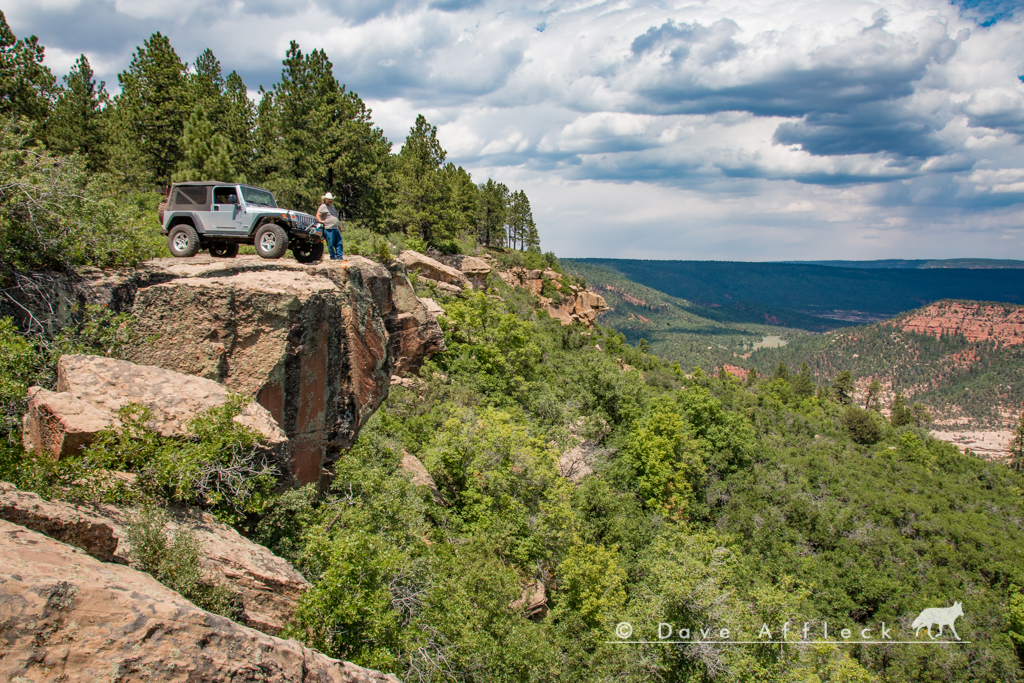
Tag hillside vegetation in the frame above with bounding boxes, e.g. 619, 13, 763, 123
4, 259, 1024, 681
577, 258, 1024, 321
749, 301, 1024, 425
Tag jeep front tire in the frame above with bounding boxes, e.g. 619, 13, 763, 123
168, 224, 200, 258
255, 223, 288, 259
292, 240, 324, 264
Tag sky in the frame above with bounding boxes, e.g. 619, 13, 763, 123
6, 0, 1024, 261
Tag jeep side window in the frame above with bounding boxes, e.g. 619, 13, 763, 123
214, 187, 237, 205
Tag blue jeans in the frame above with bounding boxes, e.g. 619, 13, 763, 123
324, 228, 343, 259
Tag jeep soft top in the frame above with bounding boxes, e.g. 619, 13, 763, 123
161, 181, 325, 263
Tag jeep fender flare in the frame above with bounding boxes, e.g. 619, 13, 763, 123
165, 212, 201, 236
249, 215, 287, 237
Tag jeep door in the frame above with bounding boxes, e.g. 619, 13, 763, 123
209, 186, 248, 233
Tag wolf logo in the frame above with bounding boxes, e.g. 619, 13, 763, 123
912, 602, 963, 640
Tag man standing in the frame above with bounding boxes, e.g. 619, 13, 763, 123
317, 192, 345, 262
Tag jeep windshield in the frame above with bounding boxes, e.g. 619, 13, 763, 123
241, 186, 278, 208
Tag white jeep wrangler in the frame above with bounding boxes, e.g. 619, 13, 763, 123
161, 182, 324, 263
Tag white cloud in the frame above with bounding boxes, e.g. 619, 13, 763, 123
7, 0, 1024, 259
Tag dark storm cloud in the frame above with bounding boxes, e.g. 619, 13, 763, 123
429, 0, 485, 12
773, 105, 951, 159
10, 0, 159, 60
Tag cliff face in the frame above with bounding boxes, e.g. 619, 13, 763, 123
77, 255, 444, 487
899, 300, 1024, 345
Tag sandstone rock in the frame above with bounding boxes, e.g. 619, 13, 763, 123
510, 578, 547, 619
22, 357, 287, 461
543, 304, 573, 326
0, 519, 400, 683
419, 297, 445, 317
399, 451, 438, 493
398, 251, 469, 289
21, 388, 116, 459
22, 256, 444, 486
0, 483, 309, 635
899, 301, 1024, 345
438, 255, 492, 289
417, 277, 463, 296
0, 482, 120, 563
126, 263, 387, 485
56, 355, 287, 442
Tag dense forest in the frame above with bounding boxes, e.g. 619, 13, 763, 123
578, 258, 1024, 321
0, 11, 539, 277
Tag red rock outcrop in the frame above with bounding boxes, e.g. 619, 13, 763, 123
76, 255, 443, 487
898, 300, 1024, 345
0, 519, 399, 683
499, 266, 608, 326
398, 250, 468, 294
0, 482, 309, 635
437, 254, 493, 289
22, 355, 286, 460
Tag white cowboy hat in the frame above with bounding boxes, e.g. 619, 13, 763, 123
322, 192, 334, 200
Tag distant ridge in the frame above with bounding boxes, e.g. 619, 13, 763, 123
784, 258, 1024, 269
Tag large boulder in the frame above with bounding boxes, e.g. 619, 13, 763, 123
22, 355, 286, 460
0, 519, 400, 683
437, 254, 492, 289
0, 482, 309, 635
118, 256, 443, 486
398, 251, 469, 289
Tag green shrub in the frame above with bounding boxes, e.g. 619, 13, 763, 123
124, 505, 241, 619
843, 405, 881, 444
84, 398, 279, 524
0, 120, 162, 273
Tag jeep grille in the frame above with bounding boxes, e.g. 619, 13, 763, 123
293, 214, 317, 231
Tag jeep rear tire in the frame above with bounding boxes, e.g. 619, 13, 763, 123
292, 240, 324, 264
168, 224, 200, 258
209, 242, 239, 258
255, 223, 288, 259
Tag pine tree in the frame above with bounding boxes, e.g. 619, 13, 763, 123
507, 190, 538, 251
173, 103, 236, 182
45, 54, 108, 171
774, 362, 790, 381
391, 115, 463, 245
864, 380, 882, 410
890, 391, 912, 427
834, 370, 854, 405
255, 41, 391, 222
115, 32, 189, 186
477, 179, 509, 247
1010, 412, 1024, 471
791, 362, 815, 399
186, 49, 254, 181
0, 11, 55, 126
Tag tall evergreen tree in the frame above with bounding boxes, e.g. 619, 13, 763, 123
833, 370, 854, 405
255, 41, 391, 222
507, 189, 538, 251
1010, 412, 1024, 471
45, 54, 108, 171
115, 32, 188, 186
791, 362, 815, 399
391, 115, 463, 244
186, 49, 254, 181
0, 11, 55, 125
477, 179, 509, 247
173, 103, 236, 182
222, 71, 255, 179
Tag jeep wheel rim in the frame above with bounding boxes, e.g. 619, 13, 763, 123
173, 233, 190, 251
260, 232, 277, 251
